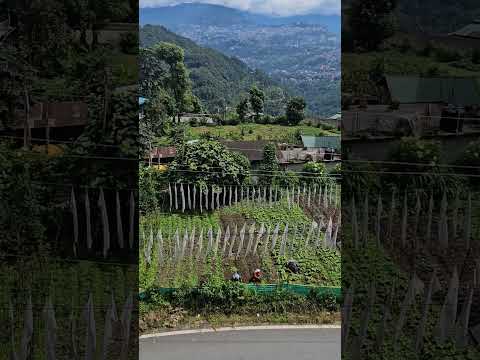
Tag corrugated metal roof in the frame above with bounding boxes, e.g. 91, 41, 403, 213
450, 20, 480, 39
221, 140, 279, 162
386, 76, 480, 106
301, 135, 340, 150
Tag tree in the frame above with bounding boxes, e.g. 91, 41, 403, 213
139, 90, 175, 154
349, 0, 397, 51
236, 98, 249, 123
140, 42, 192, 122
169, 140, 250, 186
259, 143, 280, 186
249, 86, 265, 121
286, 97, 306, 125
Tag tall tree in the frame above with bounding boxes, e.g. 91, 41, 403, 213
259, 143, 280, 186
286, 97, 306, 125
236, 98, 249, 123
249, 85, 265, 121
140, 42, 193, 122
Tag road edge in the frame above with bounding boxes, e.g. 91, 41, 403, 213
140, 324, 341, 339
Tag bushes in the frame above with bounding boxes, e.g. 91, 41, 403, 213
308, 289, 339, 312
143, 280, 341, 315
384, 138, 465, 196
139, 164, 167, 214
457, 139, 480, 188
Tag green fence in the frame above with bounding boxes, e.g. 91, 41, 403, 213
139, 284, 341, 301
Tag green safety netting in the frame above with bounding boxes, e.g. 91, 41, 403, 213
139, 284, 341, 301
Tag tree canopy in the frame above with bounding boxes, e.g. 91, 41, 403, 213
286, 97, 307, 125
168, 140, 250, 186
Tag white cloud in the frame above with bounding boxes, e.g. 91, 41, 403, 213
139, 0, 340, 16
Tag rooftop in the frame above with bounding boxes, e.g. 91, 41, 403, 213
220, 140, 279, 162
449, 20, 480, 39
386, 75, 480, 106
301, 135, 341, 150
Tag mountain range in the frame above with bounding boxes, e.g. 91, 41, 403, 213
140, 3, 341, 117
140, 24, 289, 116
140, 3, 341, 33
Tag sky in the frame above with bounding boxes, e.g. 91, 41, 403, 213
139, 0, 340, 17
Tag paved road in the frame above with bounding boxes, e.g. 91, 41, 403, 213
140, 328, 340, 360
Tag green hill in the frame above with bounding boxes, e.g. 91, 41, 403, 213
140, 25, 289, 115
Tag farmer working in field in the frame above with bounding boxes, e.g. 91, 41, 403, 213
249, 269, 262, 284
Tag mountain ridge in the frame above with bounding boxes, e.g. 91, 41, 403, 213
140, 3, 341, 33
140, 24, 290, 115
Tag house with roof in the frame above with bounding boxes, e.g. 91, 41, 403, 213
147, 146, 177, 165
2, 101, 89, 141
385, 75, 480, 107
220, 140, 281, 169
301, 135, 341, 152
343, 75, 480, 137
449, 19, 480, 40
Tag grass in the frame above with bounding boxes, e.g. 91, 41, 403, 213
188, 124, 339, 143
109, 52, 138, 87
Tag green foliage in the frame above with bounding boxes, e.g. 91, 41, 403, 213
236, 98, 250, 123
349, 0, 396, 51
188, 124, 338, 143
120, 31, 139, 54
258, 143, 280, 186
308, 289, 339, 312
249, 85, 265, 120
168, 140, 250, 186
435, 47, 461, 63
140, 25, 288, 115
0, 143, 51, 252
276, 171, 301, 188
302, 162, 330, 186
285, 97, 307, 125
222, 199, 309, 230
330, 163, 341, 176
143, 280, 341, 316
458, 139, 480, 188
386, 137, 465, 196
139, 164, 168, 214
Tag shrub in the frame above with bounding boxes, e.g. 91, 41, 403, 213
457, 139, 480, 188
435, 47, 461, 63
308, 290, 339, 312
385, 137, 465, 196
120, 32, 139, 54
276, 171, 300, 188
303, 161, 330, 186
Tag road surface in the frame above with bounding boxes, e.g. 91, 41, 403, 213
140, 328, 340, 360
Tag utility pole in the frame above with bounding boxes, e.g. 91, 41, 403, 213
23, 81, 30, 149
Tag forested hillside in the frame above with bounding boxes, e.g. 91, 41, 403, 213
140, 4, 341, 117
140, 25, 289, 115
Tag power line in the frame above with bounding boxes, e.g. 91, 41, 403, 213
344, 159, 480, 170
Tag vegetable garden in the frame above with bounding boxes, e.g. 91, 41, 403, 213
139, 178, 342, 330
